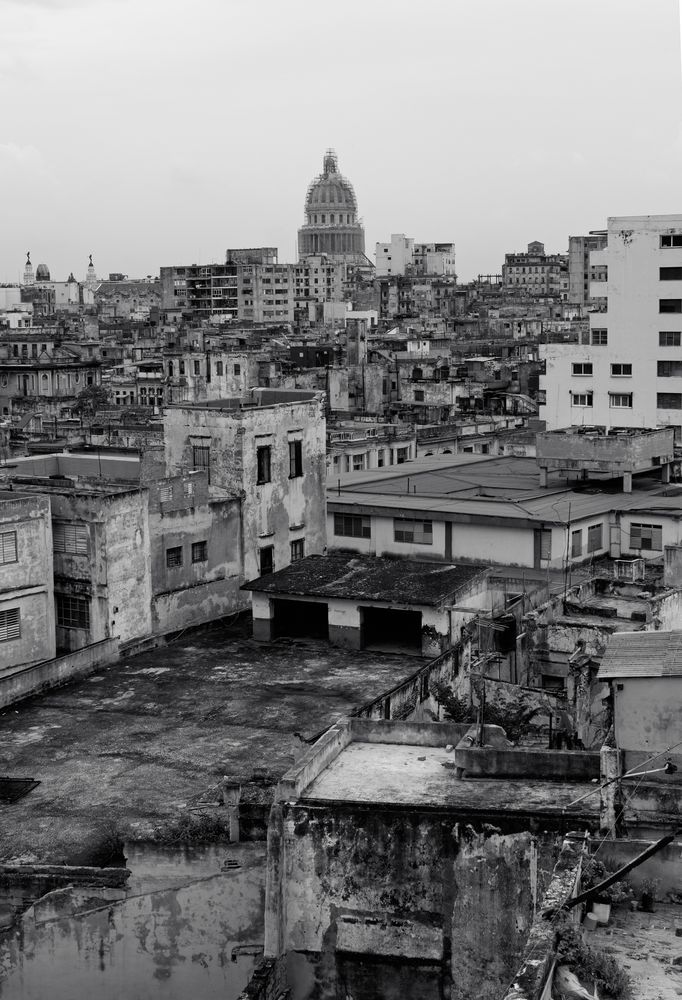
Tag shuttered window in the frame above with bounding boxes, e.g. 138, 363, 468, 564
0, 607, 20, 642
630, 523, 662, 551
53, 522, 88, 554
0, 531, 17, 564
587, 524, 603, 553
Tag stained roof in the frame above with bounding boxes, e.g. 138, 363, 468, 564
597, 630, 682, 679
243, 553, 488, 607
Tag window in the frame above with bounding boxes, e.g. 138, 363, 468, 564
591, 329, 608, 345
659, 331, 681, 346
159, 483, 173, 502
179, 361, 185, 375
660, 234, 682, 248
215, 361, 223, 376
571, 391, 593, 407
571, 529, 582, 558
609, 393, 633, 408
0, 531, 17, 564
658, 392, 682, 409
192, 444, 210, 483
660, 299, 682, 313
257, 445, 271, 484
184, 481, 195, 499
572, 363, 593, 376
289, 440, 303, 478
394, 518, 433, 545
53, 522, 88, 554
587, 524, 603, 553
660, 266, 682, 281
658, 361, 679, 377
193, 360, 201, 375
630, 522, 662, 551
167, 362, 174, 377
610, 363, 632, 377
290, 538, 305, 561
191, 540, 208, 563
0, 607, 21, 641
414, 390, 425, 401
333, 513, 371, 539
55, 595, 89, 629
166, 546, 183, 568
259, 545, 274, 575
234, 364, 241, 376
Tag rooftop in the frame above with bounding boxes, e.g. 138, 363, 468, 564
598, 629, 682, 679
591, 902, 682, 1000
0, 624, 423, 865
243, 553, 489, 606
298, 740, 600, 822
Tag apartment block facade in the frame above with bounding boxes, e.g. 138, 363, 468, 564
540, 215, 682, 431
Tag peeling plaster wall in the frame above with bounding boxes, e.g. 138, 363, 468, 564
278, 807, 560, 1000
164, 396, 326, 583
149, 479, 244, 633
0, 494, 55, 669
0, 843, 266, 1000
49, 489, 152, 651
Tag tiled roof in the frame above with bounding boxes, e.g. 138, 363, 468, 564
597, 630, 682, 679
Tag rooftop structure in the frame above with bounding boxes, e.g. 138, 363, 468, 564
536, 425, 675, 492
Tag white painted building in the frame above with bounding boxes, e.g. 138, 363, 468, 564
540, 215, 682, 433
375, 234, 455, 277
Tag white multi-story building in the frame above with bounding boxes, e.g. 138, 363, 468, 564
375, 234, 455, 277
540, 215, 682, 434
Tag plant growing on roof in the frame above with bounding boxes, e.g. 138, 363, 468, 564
580, 859, 634, 906
555, 916, 632, 999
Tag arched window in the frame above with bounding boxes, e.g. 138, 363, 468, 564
215, 361, 223, 375
168, 362, 174, 377
330, 214, 335, 223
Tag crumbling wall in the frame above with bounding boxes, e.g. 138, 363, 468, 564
279, 806, 561, 1000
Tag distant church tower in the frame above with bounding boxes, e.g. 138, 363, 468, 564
86, 254, 97, 289
297, 149, 367, 265
23, 251, 35, 286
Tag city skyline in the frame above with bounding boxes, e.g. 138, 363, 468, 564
2, 0, 681, 283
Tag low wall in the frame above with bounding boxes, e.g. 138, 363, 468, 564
0, 638, 119, 710
276, 720, 353, 801
349, 718, 473, 747
502, 834, 586, 1000
589, 838, 682, 897
353, 646, 459, 721
455, 746, 600, 782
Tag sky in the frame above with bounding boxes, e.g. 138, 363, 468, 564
2, 0, 681, 284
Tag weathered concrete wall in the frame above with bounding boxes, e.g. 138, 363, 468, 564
149, 478, 245, 633
103, 489, 152, 645
0, 493, 55, 669
0, 637, 119, 710
277, 806, 560, 1000
614, 675, 681, 753
455, 745, 599, 781
164, 395, 327, 583
0, 842, 266, 1000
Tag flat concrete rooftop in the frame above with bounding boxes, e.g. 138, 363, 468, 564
591, 902, 682, 999
0, 624, 422, 865
299, 742, 600, 824
243, 552, 488, 606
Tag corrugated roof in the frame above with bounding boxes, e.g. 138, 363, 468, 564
597, 630, 682, 679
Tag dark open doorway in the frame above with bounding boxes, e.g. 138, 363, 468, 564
360, 607, 422, 653
272, 599, 329, 640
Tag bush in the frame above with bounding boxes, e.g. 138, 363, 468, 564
556, 918, 631, 999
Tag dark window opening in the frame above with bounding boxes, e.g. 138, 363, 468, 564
166, 546, 183, 568
289, 439, 303, 478
257, 445, 272, 484
191, 540, 208, 563
55, 595, 89, 630
259, 545, 274, 575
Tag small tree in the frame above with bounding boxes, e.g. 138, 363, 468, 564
73, 383, 111, 418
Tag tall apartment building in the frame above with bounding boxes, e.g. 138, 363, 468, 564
160, 258, 346, 323
502, 241, 568, 298
375, 234, 456, 277
568, 233, 608, 307
540, 215, 682, 432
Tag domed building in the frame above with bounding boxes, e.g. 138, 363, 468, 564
297, 149, 368, 266
35, 263, 51, 282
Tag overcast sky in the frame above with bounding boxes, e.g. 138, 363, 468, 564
2, 0, 681, 283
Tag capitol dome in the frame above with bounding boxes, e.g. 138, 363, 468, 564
35, 263, 51, 282
298, 150, 367, 265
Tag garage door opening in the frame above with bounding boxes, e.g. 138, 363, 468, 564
361, 607, 422, 654
272, 599, 329, 640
